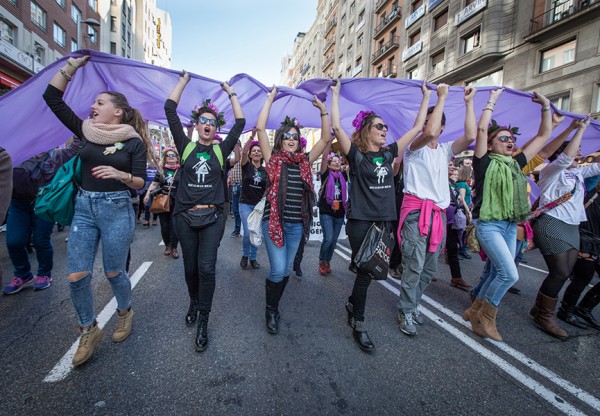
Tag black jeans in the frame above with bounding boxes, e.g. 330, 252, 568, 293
446, 225, 462, 279
175, 213, 224, 312
158, 199, 178, 249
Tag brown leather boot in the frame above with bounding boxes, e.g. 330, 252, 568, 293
476, 300, 502, 342
532, 291, 568, 340
464, 298, 484, 336
530, 292, 542, 319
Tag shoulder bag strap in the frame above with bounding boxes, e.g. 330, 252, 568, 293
528, 182, 578, 220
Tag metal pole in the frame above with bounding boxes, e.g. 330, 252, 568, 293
77, 15, 81, 50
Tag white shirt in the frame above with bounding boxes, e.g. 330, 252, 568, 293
538, 153, 600, 225
403, 141, 454, 208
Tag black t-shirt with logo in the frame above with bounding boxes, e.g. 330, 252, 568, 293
346, 142, 399, 221
318, 169, 347, 219
153, 168, 179, 197
240, 162, 267, 206
164, 99, 245, 215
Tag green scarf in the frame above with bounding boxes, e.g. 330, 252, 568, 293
480, 153, 530, 222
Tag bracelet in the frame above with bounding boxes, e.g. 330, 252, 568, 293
229, 92, 237, 98
59, 69, 72, 82
483, 107, 494, 112
487, 101, 495, 106
121, 173, 134, 184
321, 113, 328, 117
541, 106, 550, 112
66, 61, 77, 69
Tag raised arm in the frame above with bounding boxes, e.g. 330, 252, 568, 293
256, 87, 277, 164
395, 80, 432, 152
330, 80, 352, 156
221, 81, 244, 120
410, 83, 448, 151
563, 116, 590, 159
474, 89, 504, 158
165, 71, 191, 152
229, 141, 242, 167
167, 70, 190, 104
309, 96, 332, 164
537, 118, 578, 160
49, 56, 89, 92
320, 140, 333, 174
519, 112, 565, 151
241, 130, 255, 166
520, 92, 552, 161
451, 87, 477, 155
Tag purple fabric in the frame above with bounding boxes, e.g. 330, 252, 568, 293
325, 169, 347, 212
2, 50, 599, 166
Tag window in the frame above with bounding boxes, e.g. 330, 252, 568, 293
410, 30, 421, 46
431, 49, 445, 71
53, 23, 66, 47
465, 0, 476, 5
434, 9, 448, 32
88, 0, 97, 11
340, 34, 345, 45
33, 43, 44, 62
461, 28, 480, 54
358, 10, 364, 24
71, 39, 78, 52
356, 56, 362, 67
31, 1, 47, 30
121, 47, 125, 57
350, 1, 355, 13
8, 0, 16, 4
56, 0, 65, 8
0, 21, 16, 44
377, 65, 383, 77
549, 92, 571, 111
349, 23, 354, 33
466, 69, 504, 87
111, 42, 116, 55
71, 4, 81, 23
540, 39, 576, 73
357, 33, 364, 45
88, 26, 98, 44
594, 84, 600, 114
347, 44, 353, 58
407, 66, 418, 79
111, 16, 117, 32
341, 14, 346, 26
346, 66, 352, 77
412, 0, 424, 12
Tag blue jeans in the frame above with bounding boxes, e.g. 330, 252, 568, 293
262, 220, 303, 283
319, 214, 345, 262
239, 203, 258, 260
6, 199, 54, 278
231, 184, 241, 232
68, 189, 135, 327
475, 220, 518, 307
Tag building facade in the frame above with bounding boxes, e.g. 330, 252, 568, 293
0, 0, 101, 94
372, 0, 402, 78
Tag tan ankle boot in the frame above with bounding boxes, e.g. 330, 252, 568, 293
112, 309, 134, 343
476, 300, 502, 342
532, 292, 568, 339
72, 322, 104, 366
463, 298, 482, 321
463, 298, 484, 336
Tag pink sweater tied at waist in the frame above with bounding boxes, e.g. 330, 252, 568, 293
398, 194, 445, 253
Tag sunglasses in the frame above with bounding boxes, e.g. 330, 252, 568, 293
496, 135, 515, 143
372, 123, 388, 131
165, 153, 177, 157
283, 132, 299, 141
198, 116, 216, 127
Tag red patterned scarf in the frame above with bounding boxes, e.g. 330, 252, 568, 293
266, 151, 314, 248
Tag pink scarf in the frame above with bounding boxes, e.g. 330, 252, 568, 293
398, 194, 445, 253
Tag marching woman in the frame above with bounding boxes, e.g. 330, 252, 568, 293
144, 147, 180, 258
317, 141, 348, 276
464, 88, 552, 342
238, 130, 268, 270
44, 55, 155, 366
330, 79, 431, 351
165, 71, 245, 352
530, 116, 599, 338
256, 86, 331, 335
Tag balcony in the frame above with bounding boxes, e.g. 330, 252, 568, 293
529, 0, 600, 38
371, 35, 399, 64
325, 18, 337, 37
382, 64, 397, 78
375, 0, 392, 13
351, 64, 363, 77
324, 38, 336, 54
373, 7, 401, 38
322, 56, 335, 71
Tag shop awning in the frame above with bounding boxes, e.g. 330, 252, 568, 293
0, 72, 21, 88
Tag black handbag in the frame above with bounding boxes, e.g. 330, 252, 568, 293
355, 222, 394, 280
180, 206, 220, 229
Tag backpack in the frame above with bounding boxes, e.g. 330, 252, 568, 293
34, 156, 81, 225
181, 142, 224, 168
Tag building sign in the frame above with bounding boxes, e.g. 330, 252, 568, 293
455, 0, 487, 26
0, 39, 33, 73
402, 40, 422, 61
405, 4, 425, 29
156, 17, 161, 48
427, 0, 443, 11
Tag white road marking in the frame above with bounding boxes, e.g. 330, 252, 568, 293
43, 262, 153, 383
519, 263, 548, 274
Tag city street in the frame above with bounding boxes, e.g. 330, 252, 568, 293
0, 220, 598, 416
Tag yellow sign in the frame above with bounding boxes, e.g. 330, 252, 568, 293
157, 18, 161, 48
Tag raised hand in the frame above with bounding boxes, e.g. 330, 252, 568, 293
67, 55, 90, 70
312, 95, 326, 112
531, 91, 550, 108
330, 79, 341, 96
464, 86, 476, 102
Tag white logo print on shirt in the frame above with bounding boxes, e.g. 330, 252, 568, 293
374, 161, 389, 184
253, 170, 262, 185
193, 155, 211, 183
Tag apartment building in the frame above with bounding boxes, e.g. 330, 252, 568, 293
0, 0, 101, 93
372, 0, 402, 78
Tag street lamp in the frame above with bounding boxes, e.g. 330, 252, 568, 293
77, 17, 100, 50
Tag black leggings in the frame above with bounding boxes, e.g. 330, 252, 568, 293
158, 207, 178, 249
175, 214, 224, 312
540, 248, 579, 298
562, 257, 600, 306
446, 225, 462, 279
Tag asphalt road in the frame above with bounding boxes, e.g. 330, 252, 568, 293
0, 218, 598, 416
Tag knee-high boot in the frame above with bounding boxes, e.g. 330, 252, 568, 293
265, 277, 288, 334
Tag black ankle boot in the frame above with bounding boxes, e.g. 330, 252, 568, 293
185, 298, 199, 327
557, 303, 588, 329
194, 312, 209, 352
576, 291, 600, 330
345, 300, 355, 327
352, 320, 374, 352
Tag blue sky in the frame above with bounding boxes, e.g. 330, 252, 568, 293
156, 0, 318, 85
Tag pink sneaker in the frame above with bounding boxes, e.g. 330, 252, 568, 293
2, 275, 34, 295
33, 275, 53, 291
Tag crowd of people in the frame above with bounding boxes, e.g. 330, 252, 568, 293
1, 57, 599, 366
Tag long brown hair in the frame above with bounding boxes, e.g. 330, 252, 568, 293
457, 165, 472, 183
350, 113, 378, 153
103, 91, 159, 168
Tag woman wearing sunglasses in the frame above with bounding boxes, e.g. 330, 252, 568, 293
463, 89, 552, 342
144, 148, 181, 258
330, 79, 431, 351
530, 116, 598, 339
255, 87, 331, 335
165, 71, 245, 352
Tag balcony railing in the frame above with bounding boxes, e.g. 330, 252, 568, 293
375, 0, 391, 13
322, 56, 335, 70
325, 18, 337, 36
371, 35, 399, 63
373, 7, 401, 38
324, 38, 336, 54
530, 0, 600, 34
382, 64, 398, 78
